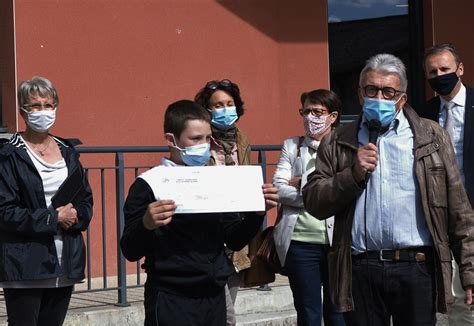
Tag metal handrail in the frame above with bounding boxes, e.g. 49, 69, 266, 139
78, 144, 281, 153
76, 144, 282, 306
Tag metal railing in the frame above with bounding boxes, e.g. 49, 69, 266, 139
76, 144, 282, 306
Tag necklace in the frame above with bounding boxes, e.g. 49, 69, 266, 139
27, 137, 52, 157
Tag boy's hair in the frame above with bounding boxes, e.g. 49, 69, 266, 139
164, 100, 211, 138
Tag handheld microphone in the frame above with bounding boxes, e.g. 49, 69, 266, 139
364, 119, 381, 184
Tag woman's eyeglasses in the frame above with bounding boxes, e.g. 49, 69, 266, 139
299, 108, 328, 117
22, 103, 57, 112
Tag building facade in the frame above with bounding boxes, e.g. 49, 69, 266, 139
0, 0, 472, 277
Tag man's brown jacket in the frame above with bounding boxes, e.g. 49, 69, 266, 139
303, 105, 474, 313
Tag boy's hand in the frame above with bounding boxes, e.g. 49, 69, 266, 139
255, 184, 279, 216
142, 200, 177, 230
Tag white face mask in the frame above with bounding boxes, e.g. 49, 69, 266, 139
21, 108, 56, 133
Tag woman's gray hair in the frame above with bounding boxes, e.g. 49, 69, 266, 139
17, 76, 59, 108
359, 54, 408, 91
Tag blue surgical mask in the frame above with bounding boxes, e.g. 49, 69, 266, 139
362, 97, 401, 127
172, 136, 211, 166
210, 106, 238, 129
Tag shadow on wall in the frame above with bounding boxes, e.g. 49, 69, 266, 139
216, 0, 328, 43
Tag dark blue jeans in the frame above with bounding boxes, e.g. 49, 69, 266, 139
285, 240, 345, 326
344, 255, 436, 326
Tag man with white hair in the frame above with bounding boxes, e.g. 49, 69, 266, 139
303, 53, 474, 325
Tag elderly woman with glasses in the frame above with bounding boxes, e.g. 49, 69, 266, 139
272, 89, 345, 326
0, 76, 93, 325
194, 79, 252, 326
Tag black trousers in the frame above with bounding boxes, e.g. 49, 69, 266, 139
343, 256, 436, 326
144, 282, 226, 326
3, 286, 73, 326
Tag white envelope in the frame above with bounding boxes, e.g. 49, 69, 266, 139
139, 165, 265, 214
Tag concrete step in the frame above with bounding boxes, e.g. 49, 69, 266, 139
236, 310, 297, 326
64, 303, 144, 326
62, 285, 297, 326
1, 278, 451, 326
235, 285, 295, 315
62, 286, 296, 325
62, 283, 296, 326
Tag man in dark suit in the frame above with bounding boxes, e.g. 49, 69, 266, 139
419, 43, 474, 326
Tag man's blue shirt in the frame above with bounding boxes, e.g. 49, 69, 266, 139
352, 109, 432, 254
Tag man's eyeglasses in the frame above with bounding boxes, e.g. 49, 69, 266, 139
22, 103, 57, 111
299, 108, 328, 117
205, 79, 233, 90
362, 85, 403, 100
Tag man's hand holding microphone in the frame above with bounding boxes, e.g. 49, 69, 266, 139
353, 119, 381, 185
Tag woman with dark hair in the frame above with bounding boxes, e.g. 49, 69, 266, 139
272, 89, 345, 326
195, 79, 250, 166
194, 79, 251, 326
0, 76, 93, 325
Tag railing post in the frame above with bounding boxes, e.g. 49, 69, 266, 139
257, 149, 268, 229
115, 152, 129, 306
256, 149, 272, 291
258, 149, 267, 182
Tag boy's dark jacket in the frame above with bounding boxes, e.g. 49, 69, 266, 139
120, 177, 263, 297
0, 133, 93, 281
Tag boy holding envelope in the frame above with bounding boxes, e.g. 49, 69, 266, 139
120, 100, 278, 325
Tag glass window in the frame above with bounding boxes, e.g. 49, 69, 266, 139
328, 0, 411, 121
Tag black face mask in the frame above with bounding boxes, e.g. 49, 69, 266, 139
428, 72, 459, 96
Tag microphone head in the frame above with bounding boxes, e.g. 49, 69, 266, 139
368, 119, 381, 145
368, 119, 382, 132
